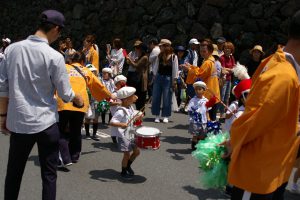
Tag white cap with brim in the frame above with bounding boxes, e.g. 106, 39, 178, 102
193, 81, 207, 90
114, 75, 127, 85
102, 68, 112, 74
117, 86, 136, 99
189, 38, 200, 45
86, 64, 97, 72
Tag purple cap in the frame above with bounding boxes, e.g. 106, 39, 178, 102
41, 10, 65, 27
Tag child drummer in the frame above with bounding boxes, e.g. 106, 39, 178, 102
110, 86, 142, 180
187, 81, 210, 151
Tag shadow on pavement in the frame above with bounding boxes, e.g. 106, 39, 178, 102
161, 135, 191, 145
89, 169, 147, 184
92, 142, 119, 152
182, 185, 227, 200
166, 148, 192, 160
81, 150, 99, 155
28, 155, 40, 167
168, 124, 189, 130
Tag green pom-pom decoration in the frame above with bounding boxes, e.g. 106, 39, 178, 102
97, 100, 110, 113
192, 132, 230, 189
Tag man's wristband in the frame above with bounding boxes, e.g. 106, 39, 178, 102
0, 113, 7, 117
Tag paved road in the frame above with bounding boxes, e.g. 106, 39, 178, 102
0, 107, 299, 200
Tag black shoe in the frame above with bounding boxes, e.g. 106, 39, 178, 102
120, 172, 133, 180
126, 166, 135, 175
85, 135, 92, 140
111, 136, 117, 144
92, 135, 100, 141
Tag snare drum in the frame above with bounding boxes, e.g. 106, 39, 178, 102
135, 126, 161, 150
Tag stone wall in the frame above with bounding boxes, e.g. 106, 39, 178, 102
1, 0, 300, 58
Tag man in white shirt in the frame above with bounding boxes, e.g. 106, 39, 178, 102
184, 38, 200, 66
0, 10, 83, 200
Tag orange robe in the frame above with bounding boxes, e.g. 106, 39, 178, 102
186, 56, 220, 102
57, 63, 110, 113
229, 47, 300, 194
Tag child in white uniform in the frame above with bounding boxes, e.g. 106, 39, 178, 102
187, 81, 209, 151
110, 87, 142, 180
109, 75, 127, 143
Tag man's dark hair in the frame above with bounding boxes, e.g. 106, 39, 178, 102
149, 38, 159, 45
71, 51, 86, 64
288, 10, 300, 40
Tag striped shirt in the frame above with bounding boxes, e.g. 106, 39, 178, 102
0, 35, 75, 134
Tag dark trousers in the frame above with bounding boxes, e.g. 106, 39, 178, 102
5, 123, 59, 200
231, 182, 288, 200
58, 111, 85, 164
209, 103, 218, 121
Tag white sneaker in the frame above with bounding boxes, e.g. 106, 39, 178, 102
154, 117, 160, 123
163, 118, 169, 123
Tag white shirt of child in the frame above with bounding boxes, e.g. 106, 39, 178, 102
193, 50, 198, 66
101, 78, 115, 93
187, 96, 208, 124
110, 106, 135, 137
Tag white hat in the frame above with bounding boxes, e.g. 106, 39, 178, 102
189, 38, 200, 45
117, 86, 136, 99
193, 81, 207, 90
86, 64, 97, 72
102, 67, 112, 74
114, 75, 127, 85
2, 38, 11, 44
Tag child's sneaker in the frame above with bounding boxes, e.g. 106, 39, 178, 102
120, 172, 133, 180
126, 166, 135, 175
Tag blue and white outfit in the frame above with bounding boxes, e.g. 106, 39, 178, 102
187, 96, 208, 136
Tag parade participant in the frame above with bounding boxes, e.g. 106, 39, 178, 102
84, 64, 101, 141
187, 81, 209, 151
223, 10, 300, 199
109, 75, 127, 143
99, 67, 115, 124
219, 42, 236, 120
223, 88, 238, 133
126, 43, 149, 111
110, 86, 142, 180
106, 38, 126, 76
184, 39, 220, 121
57, 51, 112, 166
83, 34, 99, 72
0, 10, 84, 200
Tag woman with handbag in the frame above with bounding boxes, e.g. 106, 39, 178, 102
56, 51, 113, 166
151, 39, 179, 123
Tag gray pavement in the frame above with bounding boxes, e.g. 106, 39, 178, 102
0, 107, 299, 200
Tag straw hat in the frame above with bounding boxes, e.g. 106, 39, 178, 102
159, 39, 172, 46
250, 45, 264, 55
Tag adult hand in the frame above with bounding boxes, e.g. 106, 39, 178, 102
219, 139, 232, 159
72, 93, 84, 108
110, 93, 117, 100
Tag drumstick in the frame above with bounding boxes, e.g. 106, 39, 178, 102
126, 98, 151, 126
206, 88, 237, 118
